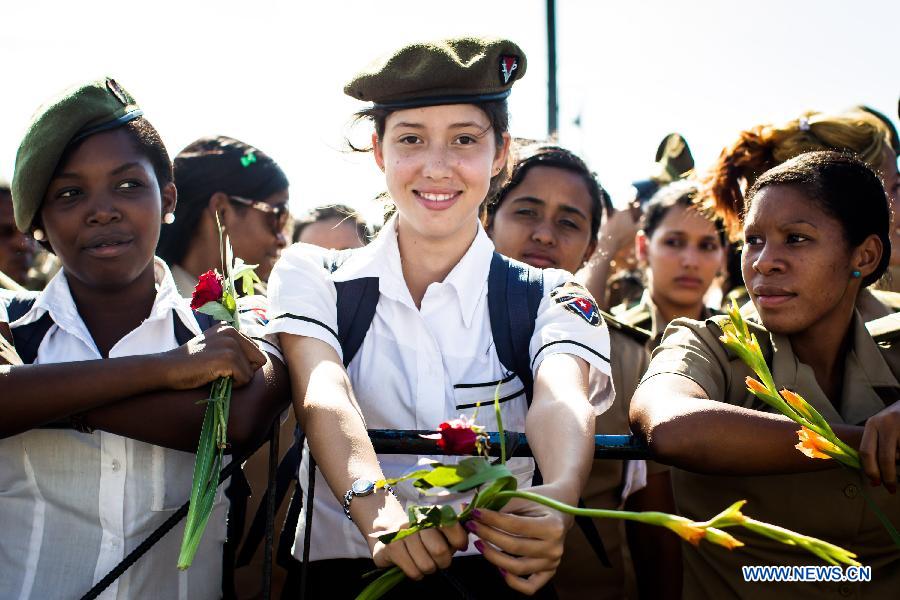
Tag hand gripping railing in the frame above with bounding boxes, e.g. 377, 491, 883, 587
79, 431, 648, 600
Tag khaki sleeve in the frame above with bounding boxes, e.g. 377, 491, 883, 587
639, 318, 731, 402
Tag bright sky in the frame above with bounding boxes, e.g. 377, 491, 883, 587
2, 0, 897, 222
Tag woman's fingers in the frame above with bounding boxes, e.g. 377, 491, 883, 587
860, 424, 880, 485
503, 569, 555, 597
419, 528, 453, 569
379, 540, 424, 581
401, 533, 438, 576
438, 521, 469, 552
466, 518, 553, 561
876, 427, 898, 493
474, 537, 555, 576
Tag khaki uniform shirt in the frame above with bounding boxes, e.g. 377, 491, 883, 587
642, 313, 900, 599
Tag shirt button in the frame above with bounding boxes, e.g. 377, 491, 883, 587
111, 459, 121, 472
843, 484, 859, 499
839, 583, 853, 597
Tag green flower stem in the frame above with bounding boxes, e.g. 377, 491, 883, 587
492, 490, 678, 527
354, 566, 406, 600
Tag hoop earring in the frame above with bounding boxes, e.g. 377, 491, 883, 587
163, 212, 175, 225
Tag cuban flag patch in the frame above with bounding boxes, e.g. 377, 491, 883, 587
550, 282, 601, 326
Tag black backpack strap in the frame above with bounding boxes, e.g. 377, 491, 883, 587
487, 252, 543, 403
7, 295, 54, 365
334, 279, 379, 368
487, 255, 611, 568
323, 248, 380, 368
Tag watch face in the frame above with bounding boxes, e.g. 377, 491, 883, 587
351, 479, 375, 496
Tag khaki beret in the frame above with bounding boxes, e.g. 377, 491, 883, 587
344, 37, 527, 109
11, 77, 143, 231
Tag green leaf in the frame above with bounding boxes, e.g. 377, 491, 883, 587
222, 292, 237, 314
447, 463, 514, 493
196, 301, 235, 323
471, 475, 519, 511
413, 464, 469, 490
240, 270, 260, 296
377, 504, 460, 545
376, 467, 437, 489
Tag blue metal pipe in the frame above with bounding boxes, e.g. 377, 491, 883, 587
368, 430, 649, 459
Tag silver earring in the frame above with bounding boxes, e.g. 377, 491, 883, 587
32, 228, 45, 241
163, 212, 175, 225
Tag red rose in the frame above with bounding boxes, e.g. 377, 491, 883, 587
436, 419, 479, 455
191, 270, 224, 309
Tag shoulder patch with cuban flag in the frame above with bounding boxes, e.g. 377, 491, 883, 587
550, 281, 601, 326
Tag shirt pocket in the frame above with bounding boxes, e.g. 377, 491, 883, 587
452, 373, 528, 433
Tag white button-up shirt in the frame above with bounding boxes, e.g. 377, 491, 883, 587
267, 218, 613, 561
0, 259, 229, 600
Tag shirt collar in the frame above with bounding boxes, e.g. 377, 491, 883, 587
17, 257, 198, 336
770, 311, 897, 425
442, 223, 494, 328
331, 216, 495, 327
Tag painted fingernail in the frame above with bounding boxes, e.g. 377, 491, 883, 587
474, 540, 485, 554
498, 567, 508, 577
472, 509, 482, 518
464, 521, 478, 533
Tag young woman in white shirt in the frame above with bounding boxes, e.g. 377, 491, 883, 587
268, 38, 613, 598
1, 79, 288, 600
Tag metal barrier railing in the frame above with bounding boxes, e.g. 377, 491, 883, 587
81, 429, 649, 600
368, 431, 649, 459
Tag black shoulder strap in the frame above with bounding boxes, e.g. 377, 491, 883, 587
8, 295, 54, 365
600, 308, 652, 345
323, 249, 380, 368
487, 252, 544, 403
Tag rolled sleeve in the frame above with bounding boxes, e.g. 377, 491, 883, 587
639, 318, 729, 401
531, 270, 613, 414
265, 244, 343, 361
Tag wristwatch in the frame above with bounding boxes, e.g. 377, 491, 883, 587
343, 478, 395, 521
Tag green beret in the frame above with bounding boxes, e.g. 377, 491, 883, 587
11, 77, 143, 232
344, 37, 527, 109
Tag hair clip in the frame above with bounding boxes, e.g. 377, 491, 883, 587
240, 151, 257, 168
798, 117, 811, 132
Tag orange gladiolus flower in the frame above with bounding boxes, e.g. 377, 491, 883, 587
796, 426, 838, 460
781, 389, 814, 421
745, 377, 769, 395
666, 518, 707, 546
704, 527, 745, 550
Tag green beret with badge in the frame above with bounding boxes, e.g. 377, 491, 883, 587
11, 77, 143, 232
344, 36, 527, 109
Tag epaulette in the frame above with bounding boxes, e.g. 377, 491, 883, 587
616, 303, 652, 332
866, 312, 900, 346
599, 309, 651, 345
869, 289, 900, 313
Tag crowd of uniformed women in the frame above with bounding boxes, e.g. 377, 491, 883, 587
1, 35, 899, 600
